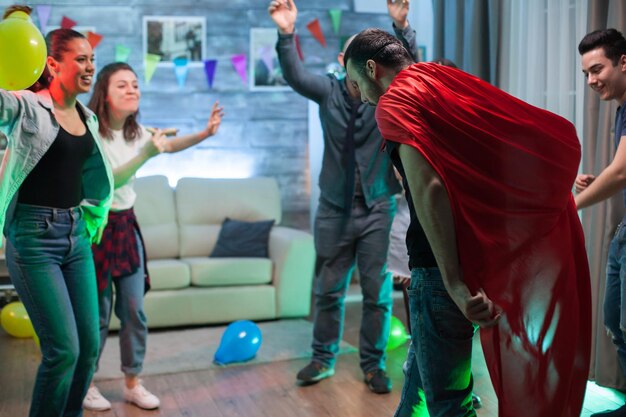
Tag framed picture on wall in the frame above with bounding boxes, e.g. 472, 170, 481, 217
249, 28, 290, 91
143, 16, 206, 66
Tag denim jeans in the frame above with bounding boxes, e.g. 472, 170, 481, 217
5, 203, 99, 417
604, 221, 626, 376
96, 230, 148, 376
394, 267, 476, 417
311, 197, 394, 373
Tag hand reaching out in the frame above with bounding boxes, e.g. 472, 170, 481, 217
141, 128, 167, 158
204, 101, 224, 138
387, 0, 410, 29
268, 0, 297, 34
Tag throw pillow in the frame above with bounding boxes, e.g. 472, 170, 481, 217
210, 217, 275, 258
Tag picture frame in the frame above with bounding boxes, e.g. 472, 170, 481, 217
249, 28, 290, 91
143, 16, 206, 66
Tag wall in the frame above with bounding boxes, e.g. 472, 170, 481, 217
5, 0, 427, 229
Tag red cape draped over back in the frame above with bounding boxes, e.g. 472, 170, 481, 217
376, 63, 591, 417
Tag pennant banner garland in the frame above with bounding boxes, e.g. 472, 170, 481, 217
144, 53, 161, 84
329, 9, 342, 35
60, 16, 76, 29
306, 18, 326, 48
259, 46, 274, 74
204, 59, 217, 89
35, 5, 51, 33
86, 31, 103, 49
115, 45, 131, 63
173, 57, 189, 88
231, 54, 247, 86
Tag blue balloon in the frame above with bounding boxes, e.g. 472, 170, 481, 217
214, 320, 262, 365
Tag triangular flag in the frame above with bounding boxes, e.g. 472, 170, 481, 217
60, 16, 76, 30
294, 34, 304, 61
173, 57, 189, 88
35, 5, 51, 33
86, 32, 103, 49
259, 46, 274, 74
329, 9, 342, 35
144, 54, 161, 84
115, 45, 131, 63
306, 18, 327, 48
231, 54, 247, 86
204, 59, 217, 89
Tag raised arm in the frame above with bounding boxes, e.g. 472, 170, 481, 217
269, 0, 332, 103
398, 143, 499, 327
388, 0, 419, 62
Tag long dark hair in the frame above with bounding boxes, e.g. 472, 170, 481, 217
88, 62, 141, 141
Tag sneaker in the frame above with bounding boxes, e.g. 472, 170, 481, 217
472, 393, 482, 410
364, 369, 392, 394
83, 386, 111, 411
592, 404, 626, 417
296, 362, 335, 385
123, 381, 160, 410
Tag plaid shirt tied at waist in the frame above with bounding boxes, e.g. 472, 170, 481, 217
92, 208, 150, 294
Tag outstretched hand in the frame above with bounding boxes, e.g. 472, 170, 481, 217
268, 0, 297, 34
204, 101, 224, 138
387, 0, 410, 29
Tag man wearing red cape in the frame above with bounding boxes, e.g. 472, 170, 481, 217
345, 29, 591, 417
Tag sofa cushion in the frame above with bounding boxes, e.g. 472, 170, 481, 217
147, 259, 190, 290
134, 176, 179, 259
176, 177, 282, 257
211, 218, 275, 258
184, 257, 272, 287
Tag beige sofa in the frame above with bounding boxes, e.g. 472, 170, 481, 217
109, 175, 315, 330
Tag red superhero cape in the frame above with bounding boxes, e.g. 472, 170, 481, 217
376, 63, 591, 417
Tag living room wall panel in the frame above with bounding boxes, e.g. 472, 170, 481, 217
37, 0, 383, 229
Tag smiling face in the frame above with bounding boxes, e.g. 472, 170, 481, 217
581, 47, 626, 104
346, 60, 386, 106
106, 69, 140, 119
47, 37, 95, 95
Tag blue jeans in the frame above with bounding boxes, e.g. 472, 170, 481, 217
5, 203, 99, 417
311, 197, 394, 373
96, 230, 148, 376
395, 267, 476, 417
604, 221, 626, 376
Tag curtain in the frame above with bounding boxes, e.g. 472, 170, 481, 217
581, 0, 626, 390
432, 0, 500, 83
497, 0, 587, 132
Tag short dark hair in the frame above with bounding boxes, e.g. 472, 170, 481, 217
28, 29, 87, 92
344, 28, 414, 77
88, 62, 141, 141
578, 28, 626, 66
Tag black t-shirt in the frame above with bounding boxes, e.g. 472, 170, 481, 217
18, 106, 95, 208
386, 141, 438, 269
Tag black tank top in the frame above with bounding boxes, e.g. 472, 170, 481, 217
18, 106, 95, 208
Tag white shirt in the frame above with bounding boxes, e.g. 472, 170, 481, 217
100, 125, 152, 211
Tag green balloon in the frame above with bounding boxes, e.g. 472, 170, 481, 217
386, 315, 409, 351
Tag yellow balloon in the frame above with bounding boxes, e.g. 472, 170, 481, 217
1, 301, 35, 338
0, 11, 47, 90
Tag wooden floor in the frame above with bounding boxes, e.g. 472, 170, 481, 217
0, 290, 623, 416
